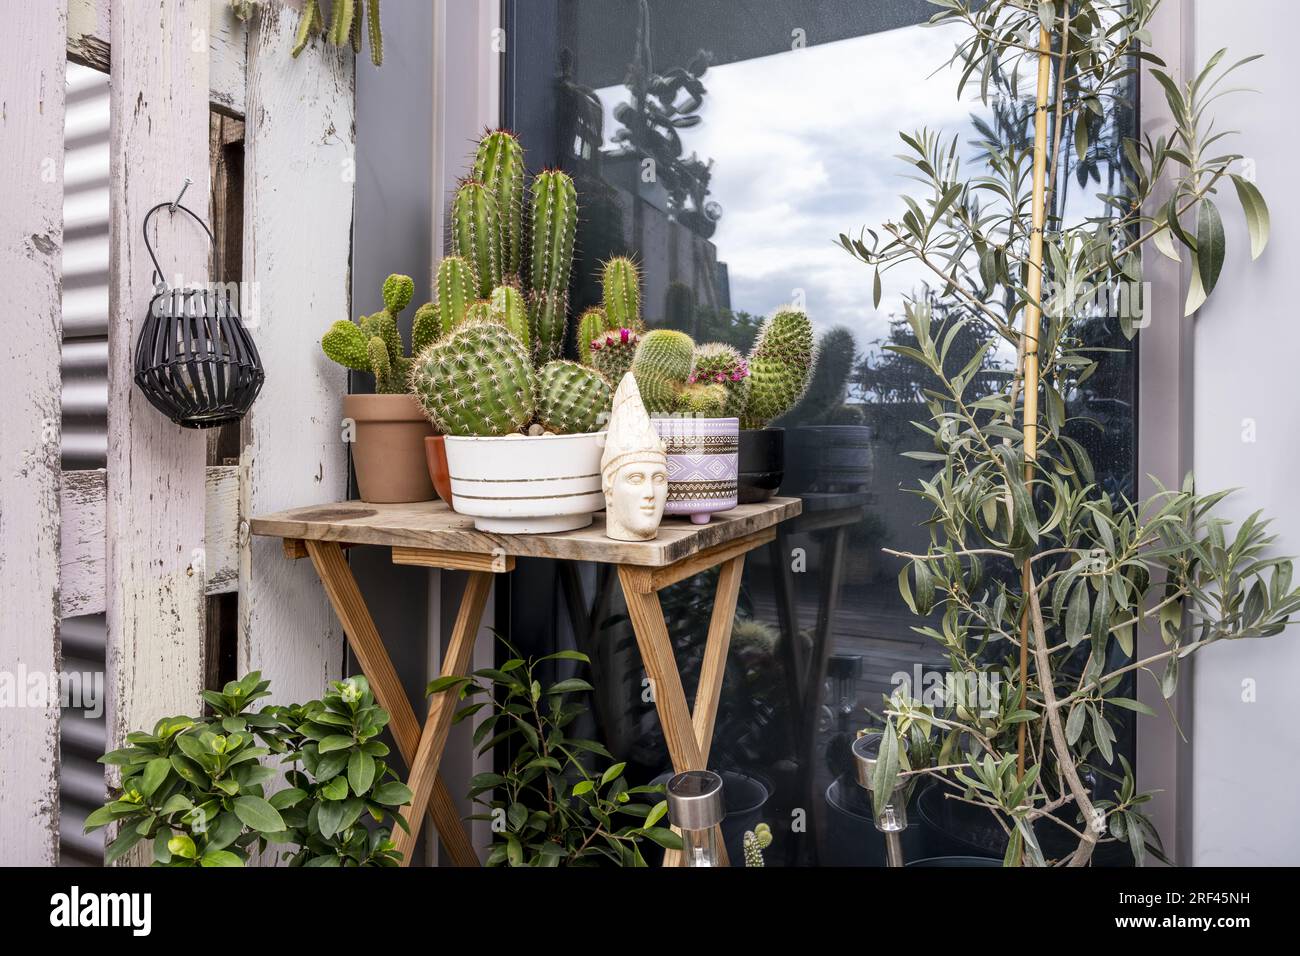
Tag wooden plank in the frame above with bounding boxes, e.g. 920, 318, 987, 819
205, 465, 241, 595
624, 527, 776, 593
237, 0, 355, 708
251, 498, 801, 568
105, 0, 211, 828
391, 548, 515, 573
0, 0, 66, 866
304, 542, 479, 867
392, 572, 494, 865
60, 470, 106, 618
66, 0, 248, 116
692, 555, 745, 765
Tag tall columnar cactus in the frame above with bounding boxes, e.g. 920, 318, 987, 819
451, 180, 503, 298
601, 257, 643, 331
691, 342, 751, 418
536, 361, 613, 434
435, 255, 475, 332
631, 328, 696, 415
473, 130, 525, 282
577, 307, 610, 358
411, 321, 536, 436
528, 289, 569, 365
589, 327, 641, 384
322, 273, 437, 393
741, 307, 816, 429
529, 170, 578, 296
488, 283, 530, 351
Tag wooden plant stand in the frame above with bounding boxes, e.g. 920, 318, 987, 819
250, 497, 800, 867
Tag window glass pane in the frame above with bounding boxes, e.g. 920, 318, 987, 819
505, 0, 1136, 865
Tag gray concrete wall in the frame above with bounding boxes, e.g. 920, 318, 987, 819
1189, 0, 1300, 865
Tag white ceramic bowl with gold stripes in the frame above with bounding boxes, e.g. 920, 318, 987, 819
443, 431, 605, 534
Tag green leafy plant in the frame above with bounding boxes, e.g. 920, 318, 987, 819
841, 0, 1295, 867
292, 0, 384, 67
88, 672, 413, 867
321, 273, 440, 393
428, 644, 681, 866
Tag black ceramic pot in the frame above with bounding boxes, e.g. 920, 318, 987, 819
738, 427, 785, 503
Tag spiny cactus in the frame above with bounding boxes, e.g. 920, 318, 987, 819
435, 255, 475, 331
536, 361, 612, 434
601, 257, 643, 331
411, 321, 536, 436
743, 823, 773, 867
322, 273, 436, 393
529, 170, 577, 297
631, 328, 695, 414
741, 307, 816, 429
577, 307, 610, 359
675, 382, 729, 418
528, 289, 569, 365
691, 342, 751, 418
451, 180, 503, 299
589, 328, 641, 384
473, 131, 525, 281
488, 284, 530, 351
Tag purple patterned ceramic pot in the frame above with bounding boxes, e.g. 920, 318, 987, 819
651, 416, 739, 524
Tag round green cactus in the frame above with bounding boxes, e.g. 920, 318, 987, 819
691, 342, 751, 418
473, 130, 525, 281
411, 321, 536, 437
536, 360, 612, 434
589, 327, 640, 385
529, 169, 577, 297
601, 257, 642, 331
742, 307, 816, 429
675, 382, 729, 418
633, 329, 695, 383
451, 180, 503, 299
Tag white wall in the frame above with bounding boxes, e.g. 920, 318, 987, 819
1190, 0, 1300, 865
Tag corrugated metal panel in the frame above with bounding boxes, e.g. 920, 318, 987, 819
59, 62, 109, 866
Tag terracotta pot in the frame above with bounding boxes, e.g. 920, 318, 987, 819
737, 427, 784, 503
423, 436, 454, 505
652, 416, 739, 524
443, 431, 605, 533
343, 393, 435, 503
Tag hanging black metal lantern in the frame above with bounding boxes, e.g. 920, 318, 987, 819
133, 201, 265, 429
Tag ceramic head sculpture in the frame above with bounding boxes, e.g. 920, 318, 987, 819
601, 373, 669, 540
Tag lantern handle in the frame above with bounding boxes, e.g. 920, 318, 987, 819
142, 200, 216, 293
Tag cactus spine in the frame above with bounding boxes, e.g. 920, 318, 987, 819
528, 289, 568, 365
528, 170, 577, 297
536, 361, 613, 434
601, 257, 643, 331
741, 308, 816, 429
488, 283, 530, 351
675, 382, 728, 418
473, 131, 525, 282
321, 273, 422, 393
578, 307, 610, 360
691, 342, 751, 418
411, 321, 536, 437
589, 327, 641, 384
631, 329, 695, 415
451, 180, 503, 298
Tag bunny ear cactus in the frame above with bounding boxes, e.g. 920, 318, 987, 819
411, 321, 537, 436
632, 328, 696, 415
321, 273, 423, 393
451, 180, 503, 298
601, 256, 643, 331
741, 307, 816, 429
691, 342, 751, 418
473, 130, 526, 282
537, 361, 613, 434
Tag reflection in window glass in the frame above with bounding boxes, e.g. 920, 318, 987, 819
505, 0, 1135, 865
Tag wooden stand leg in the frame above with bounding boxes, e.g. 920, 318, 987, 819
618, 554, 746, 867
391, 570, 494, 866
304, 540, 480, 867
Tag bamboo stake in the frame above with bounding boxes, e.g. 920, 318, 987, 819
1016, 22, 1054, 789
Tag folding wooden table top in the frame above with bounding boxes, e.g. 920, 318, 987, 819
251, 496, 801, 867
